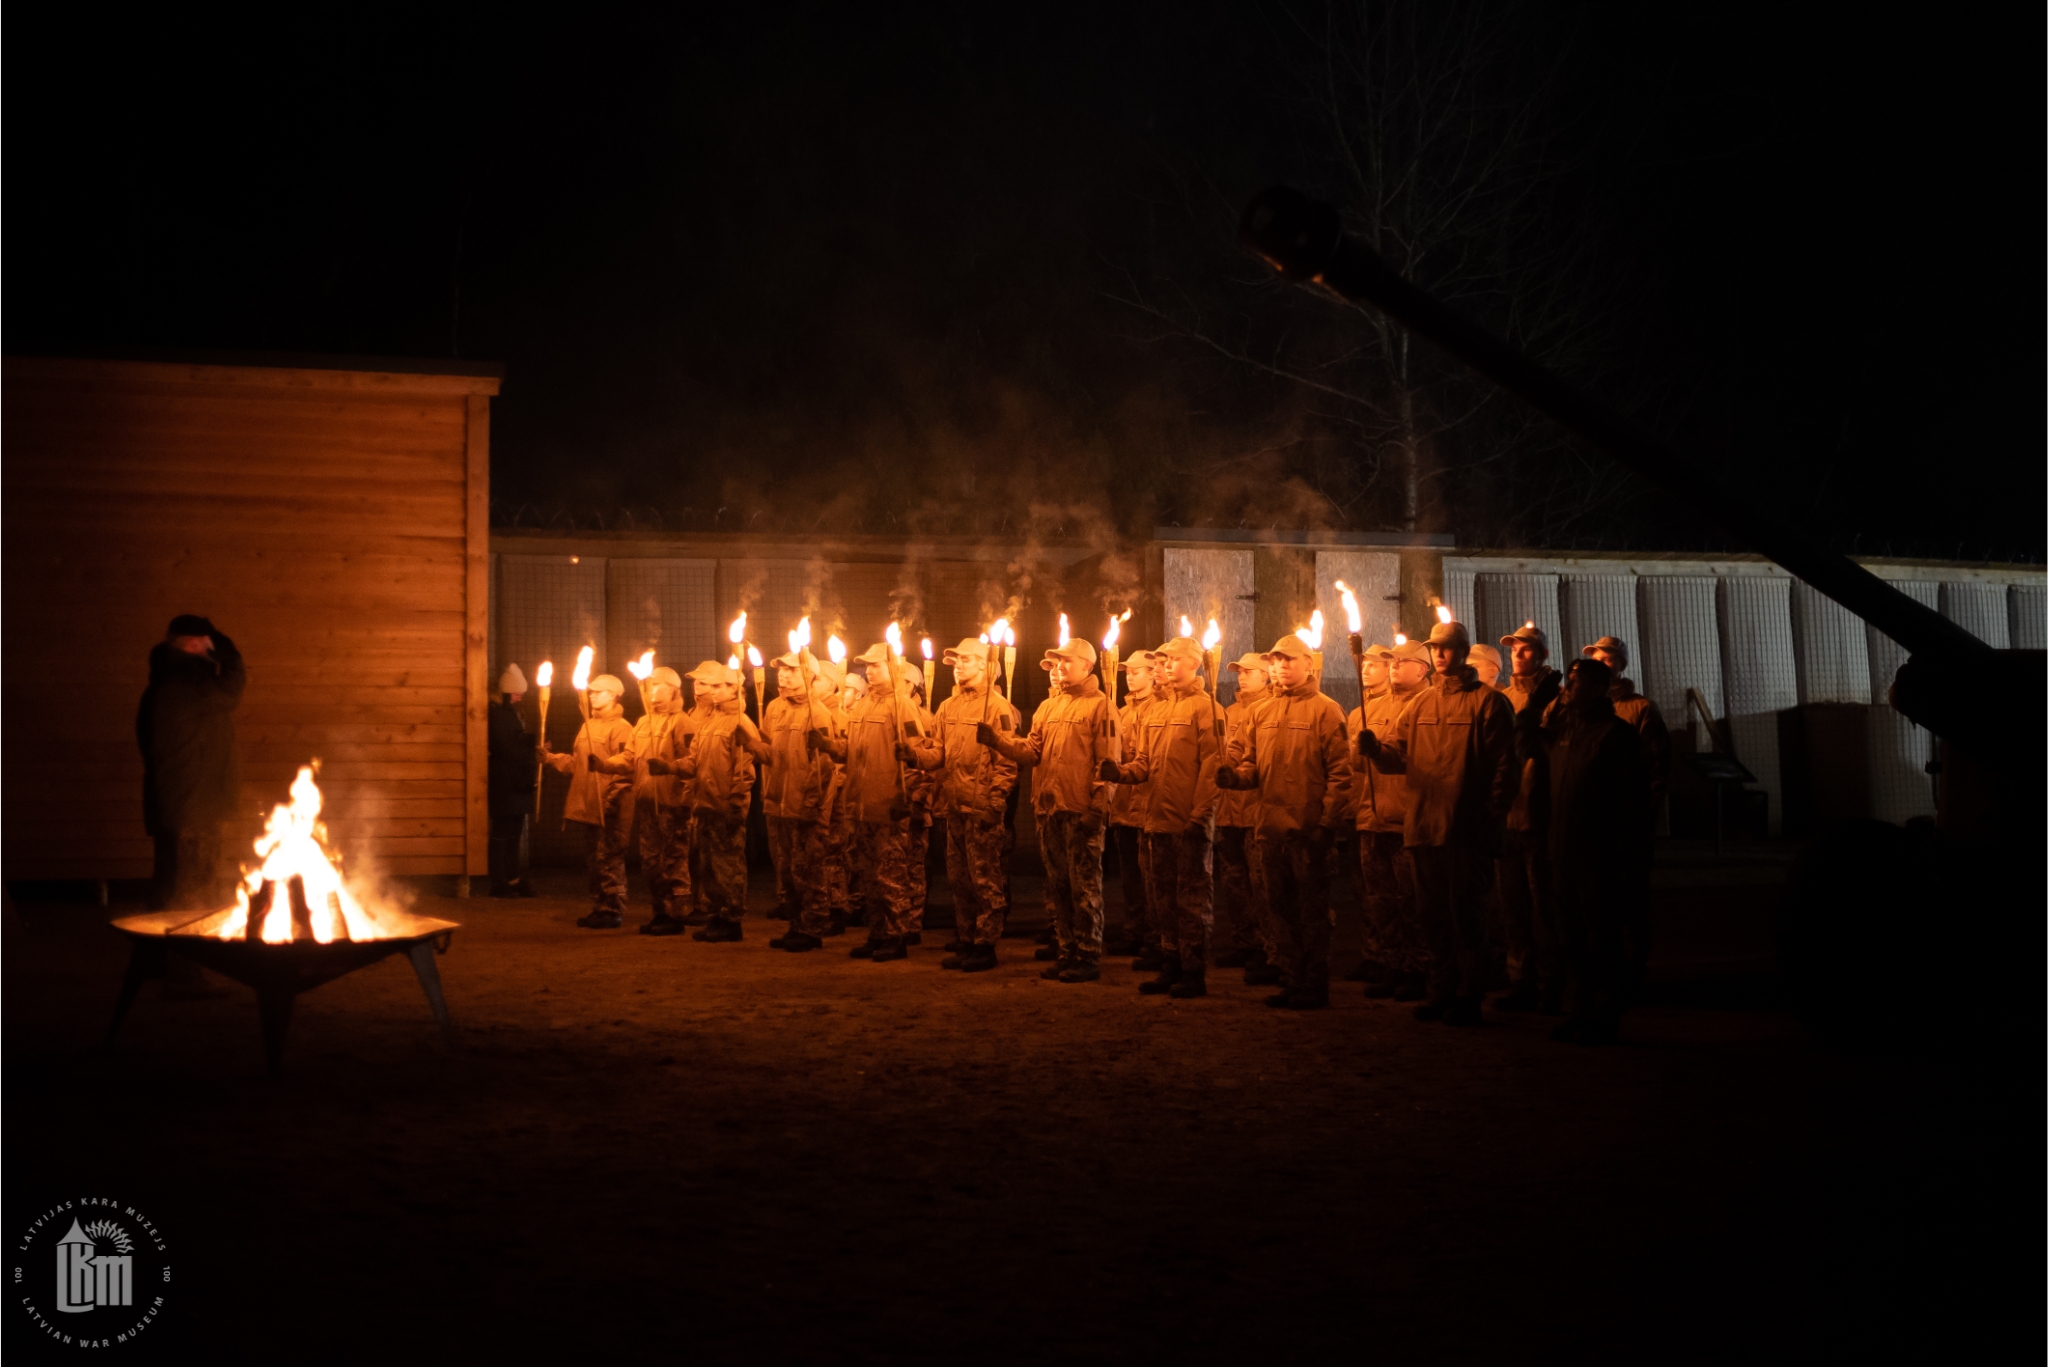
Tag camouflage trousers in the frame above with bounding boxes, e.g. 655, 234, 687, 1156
1142, 826, 1214, 971
827, 808, 858, 919
1250, 830, 1331, 997
946, 814, 1010, 946
1038, 809, 1106, 963
577, 788, 630, 914
767, 814, 834, 935
1213, 825, 1264, 957
1111, 823, 1151, 948
854, 817, 921, 939
910, 820, 931, 918
1357, 830, 1427, 976
1411, 843, 1494, 1004
1495, 831, 1559, 994
693, 810, 749, 921
632, 800, 689, 920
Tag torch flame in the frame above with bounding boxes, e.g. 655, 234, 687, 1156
1102, 608, 1130, 650
571, 645, 594, 691
1335, 580, 1363, 633
1394, 632, 1407, 646
535, 660, 554, 688
747, 645, 763, 668
1179, 615, 1195, 639
988, 617, 1011, 648
1299, 609, 1325, 651
791, 615, 813, 655
1202, 618, 1222, 651
1437, 604, 1454, 626
627, 650, 654, 681
1058, 613, 1070, 647
727, 653, 741, 671
728, 611, 748, 646
885, 622, 904, 656
827, 634, 847, 665
921, 637, 934, 661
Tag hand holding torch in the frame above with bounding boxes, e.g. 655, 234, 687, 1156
1336, 579, 1367, 706
534, 660, 554, 820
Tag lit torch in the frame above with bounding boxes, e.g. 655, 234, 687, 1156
1336, 579, 1367, 708
1201, 617, 1223, 720
791, 616, 823, 728
883, 623, 913, 805
533, 660, 554, 821
1058, 613, 1070, 647
747, 644, 765, 719
1101, 609, 1129, 707
1180, 614, 1195, 639
921, 636, 935, 704
628, 649, 655, 716
998, 619, 1017, 704
572, 645, 594, 720
827, 633, 847, 667
1437, 604, 1454, 626
1300, 609, 1325, 677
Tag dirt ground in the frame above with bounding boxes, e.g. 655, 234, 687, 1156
3, 846, 2024, 1363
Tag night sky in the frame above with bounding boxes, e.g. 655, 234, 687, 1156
9, 2, 2040, 559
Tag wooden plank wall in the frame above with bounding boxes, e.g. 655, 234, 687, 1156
2, 357, 498, 881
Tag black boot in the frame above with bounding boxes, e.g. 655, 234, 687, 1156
692, 916, 742, 943
769, 930, 822, 952
942, 938, 969, 954
1168, 970, 1208, 999
1034, 945, 1060, 961
1284, 988, 1329, 1010
849, 938, 881, 959
960, 944, 999, 973
1041, 959, 1072, 980
577, 909, 623, 929
1058, 961, 1101, 984
941, 949, 971, 969
639, 915, 685, 937
1138, 960, 1183, 996
870, 936, 909, 963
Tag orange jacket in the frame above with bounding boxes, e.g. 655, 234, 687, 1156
991, 673, 1117, 818
760, 688, 840, 823
907, 681, 1020, 821
816, 676, 925, 823
1109, 692, 1165, 826
1218, 682, 1353, 836
1364, 667, 1516, 850
1110, 678, 1223, 835
676, 695, 763, 819
1342, 680, 1427, 833
543, 702, 635, 826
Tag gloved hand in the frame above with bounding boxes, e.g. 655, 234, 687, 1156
1078, 811, 1105, 839
646, 756, 672, 776
805, 728, 827, 753
1355, 729, 1381, 759
1306, 824, 1336, 854
895, 741, 916, 766
585, 752, 601, 772
1213, 765, 1240, 790
1097, 759, 1121, 783
887, 799, 911, 823
974, 722, 999, 749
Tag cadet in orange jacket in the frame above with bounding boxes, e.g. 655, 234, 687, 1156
1355, 619, 1517, 1025
1103, 636, 1223, 998
664, 661, 767, 943
541, 672, 637, 929
1215, 634, 1354, 1009
1342, 642, 1432, 999
1213, 654, 1274, 980
1109, 650, 1167, 961
983, 636, 1118, 981
596, 665, 690, 936
811, 644, 926, 962
907, 637, 1020, 972
762, 650, 843, 952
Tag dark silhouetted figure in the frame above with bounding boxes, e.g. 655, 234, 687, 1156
488, 664, 538, 897
137, 614, 246, 910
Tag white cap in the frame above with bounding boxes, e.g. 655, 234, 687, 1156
498, 664, 528, 694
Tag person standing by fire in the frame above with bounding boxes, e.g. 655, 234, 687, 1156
762, 650, 843, 953
1102, 636, 1223, 999
980, 635, 1116, 981
1105, 649, 1164, 961
810, 644, 925, 962
138, 613, 247, 911
1355, 619, 1517, 1025
487, 664, 539, 898
1214, 634, 1353, 1009
1342, 641, 1432, 999
540, 672, 636, 929
905, 638, 1019, 972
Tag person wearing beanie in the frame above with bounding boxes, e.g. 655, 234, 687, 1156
762, 651, 845, 953
982, 636, 1117, 981
1355, 619, 1517, 1026
903, 637, 1021, 972
1341, 641, 1432, 999
487, 664, 539, 898
662, 661, 768, 943
1104, 650, 1166, 961
1212, 654, 1276, 981
1496, 623, 1565, 1013
1214, 634, 1354, 1010
1101, 636, 1223, 999
541, 672, 637, 928
137, 614, 247, 911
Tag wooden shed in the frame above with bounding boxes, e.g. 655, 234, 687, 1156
3, 354, 499, 885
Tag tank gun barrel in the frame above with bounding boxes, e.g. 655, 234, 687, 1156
1238, 186, 1991, 667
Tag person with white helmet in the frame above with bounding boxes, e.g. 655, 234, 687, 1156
487, 663, 539, 898
540, 671, 637, 928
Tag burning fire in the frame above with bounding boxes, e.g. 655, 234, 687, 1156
1300, 609, 1325, 651
627, 650, 654, 681
1201, 618, 1222, 652
921, 637, 934, 661
988, 617, 1012, 648
885, 622, 904, 656
1102, 608, 1130, 650
727, 653, 741, 670
1179, 614, 1195, 638
571, 645, 594, 691
534, 660, 554, 688
207, 764, 385, 943
1335, 580, 1363, 633
791, 615, 813, 655
827, 634, 848, 665
747, 645, 764, 668
1437, 604, 1455, 625
728, 611, 748, 646
1058, 613, 1070, 647
1394, 632, 1407, 646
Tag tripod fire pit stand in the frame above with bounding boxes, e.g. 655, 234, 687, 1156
107, 908, 461, 1075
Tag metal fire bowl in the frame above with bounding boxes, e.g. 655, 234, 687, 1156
107, 909, 462, 1075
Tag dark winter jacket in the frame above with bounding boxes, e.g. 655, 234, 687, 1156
488, 698, 537, 820
136, 633, 247, 835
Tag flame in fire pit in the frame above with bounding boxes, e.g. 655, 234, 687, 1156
202, 764, 387, 943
